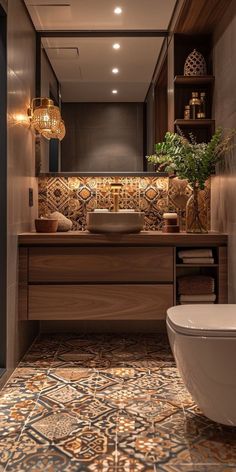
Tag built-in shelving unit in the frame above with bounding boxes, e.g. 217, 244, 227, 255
174, 119, 215, 126
174, 75, 215, 85
168, 34, 215, 143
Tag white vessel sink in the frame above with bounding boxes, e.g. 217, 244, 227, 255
87, 211, 144, 233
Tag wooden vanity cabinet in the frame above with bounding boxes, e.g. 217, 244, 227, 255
18, 232, 228, 322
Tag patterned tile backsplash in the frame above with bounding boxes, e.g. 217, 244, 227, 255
38, 176, 210, 231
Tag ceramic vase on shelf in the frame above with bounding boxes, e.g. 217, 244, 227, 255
186, 184, 208, 233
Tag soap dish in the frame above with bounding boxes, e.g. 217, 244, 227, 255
35, 218, 58, 233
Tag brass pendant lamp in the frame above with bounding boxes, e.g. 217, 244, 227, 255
28, 97, 66, 140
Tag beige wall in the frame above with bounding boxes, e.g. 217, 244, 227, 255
3, 0, 39, 382
211, 0, 236, 301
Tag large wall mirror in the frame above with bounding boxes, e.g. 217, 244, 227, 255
40, 36, 168, 173
37, 31, 169, 174
23, 0, 177, 175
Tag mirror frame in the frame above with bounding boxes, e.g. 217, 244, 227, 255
35, 29, 169, 177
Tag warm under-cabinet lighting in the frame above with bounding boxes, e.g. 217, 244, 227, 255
28, 97, 66, 140
112, 67, 119, 74
112, 89, 118, 94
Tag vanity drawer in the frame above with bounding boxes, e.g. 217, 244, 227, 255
28, 247, 174, 283
28, 284, 174, 320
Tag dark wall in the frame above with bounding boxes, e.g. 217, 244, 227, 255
61, 102, 144, 172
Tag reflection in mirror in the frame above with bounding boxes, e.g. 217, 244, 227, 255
40, 36, 166, 173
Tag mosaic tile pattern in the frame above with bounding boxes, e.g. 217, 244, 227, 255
1, 334, 236, 471
38, 176, 210, 231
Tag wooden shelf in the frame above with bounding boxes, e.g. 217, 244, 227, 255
174, 75, 215, 85
174, 119, 215, 126
176, 264, 218, 268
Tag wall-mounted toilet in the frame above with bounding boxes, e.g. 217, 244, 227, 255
167, 304, 236, 426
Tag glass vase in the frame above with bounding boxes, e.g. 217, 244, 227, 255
186, 185, 208, 233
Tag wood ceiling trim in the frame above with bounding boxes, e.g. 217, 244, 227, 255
174, 0, 233, 34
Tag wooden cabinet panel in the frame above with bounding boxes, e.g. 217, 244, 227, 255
28, 284, 174, 320
29, 247, 174, 283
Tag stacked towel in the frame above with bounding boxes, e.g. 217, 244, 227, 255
179, 294, 216, 304
178, 249, 214, 264
177, 275, 216, 305
178, 275, 215, 295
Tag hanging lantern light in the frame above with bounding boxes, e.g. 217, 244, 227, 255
29, 98, 61, 134
41, 119, 66, 141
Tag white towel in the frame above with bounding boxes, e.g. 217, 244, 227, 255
180, 294, 216, 302
182, 258, 214, 264
94, 209, 109, 213
178, 249, 213, 258
180, 302, 215, 305
119, 209, 135, 213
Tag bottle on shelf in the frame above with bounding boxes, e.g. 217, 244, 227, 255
189, 92, 201, 119
184, 105, 190, 120
197, 92, 206, 119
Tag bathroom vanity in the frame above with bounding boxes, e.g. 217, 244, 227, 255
18, 232, 227, 322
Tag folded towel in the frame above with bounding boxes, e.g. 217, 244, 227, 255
178, 275, 215, 295
94, 209, 109, 213
180, 302, 215, 305
182, 258, 214, 264
178, 249, 213, 259
179, 294, 216, 302
119, 209, 135, 213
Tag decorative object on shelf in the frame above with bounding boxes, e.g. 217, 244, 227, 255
189, 92, 201, 119
49, 211, 73, 232
28, 97, 66, 141
184, 105, 190, 120
197, 92, 206, 119
184, 49, 207, 76
35, 218, 58, 233
146, 127, 236, 233
162, 212, 179, 233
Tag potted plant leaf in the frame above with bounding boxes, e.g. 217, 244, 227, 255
146, 128, 235, 233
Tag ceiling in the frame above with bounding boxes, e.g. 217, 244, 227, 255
24, 0, 176, 31
25, 0, 177, 102
42, 36, 164, 102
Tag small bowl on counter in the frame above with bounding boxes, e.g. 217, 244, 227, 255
35, 218, 58, 233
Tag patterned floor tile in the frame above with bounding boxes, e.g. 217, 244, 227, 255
1, 334, 235, 472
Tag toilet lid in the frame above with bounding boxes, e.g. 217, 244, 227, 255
167, 305, 236, 337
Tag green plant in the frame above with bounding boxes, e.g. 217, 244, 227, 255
146, 128, 235, 189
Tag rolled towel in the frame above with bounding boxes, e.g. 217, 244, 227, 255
178, 249, 213, 259
179, 294, 216, 302
178, 275, 215, 295
182, 257, 214, 264
49, 211, 73, 232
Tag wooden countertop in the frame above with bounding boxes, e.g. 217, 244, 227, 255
18, 231, 228, 246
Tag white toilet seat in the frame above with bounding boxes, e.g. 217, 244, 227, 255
167, 304, 236, 337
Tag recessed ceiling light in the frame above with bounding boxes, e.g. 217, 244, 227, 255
112, 68, 119, 74
112, 90, 118, 94
114, 6, 122, 14
113, 43, 120, 50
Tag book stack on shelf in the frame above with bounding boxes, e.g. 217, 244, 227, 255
177, 274, 216, 305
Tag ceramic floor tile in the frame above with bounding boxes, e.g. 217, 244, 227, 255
1, 334, 236, 472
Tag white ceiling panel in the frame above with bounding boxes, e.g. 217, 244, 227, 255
24, 0, 176, 31
42, 37, 164, 101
